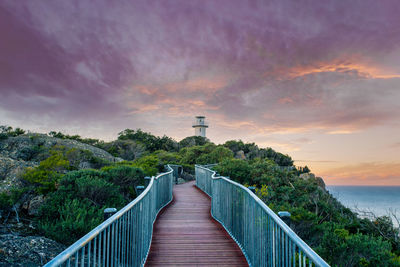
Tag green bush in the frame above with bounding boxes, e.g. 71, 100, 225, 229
118, 129, 178, 152
153, 150, 182, 165
0, 188, 27, 210
0, 192, 11, 210
317, 227, 397, 266
39, 198, 104, 245
22, 150, 69, 194
214, 158, 252, 184
179, 136, 208, 148
0, 125, 25, 138
102, 165, 145, 198
179, 143, 217, 165
99, 139, 146, 160
0, 133, 8, 140
37, 168, 131, 244
223, 140, 294, 166
130, 155, 159, 176
197, 146, 233, 164
48, 131, 102, 146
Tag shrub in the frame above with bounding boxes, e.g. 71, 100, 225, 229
99, 140, 146, 160
214, 158, 252, 184
102, 165, 145, 199
223, 140, 294, 166
39, 199, 104, 245
118, 129, 178, 152
22, 150, 69, 194
197, 146, 233, 164
317, 227, 397, 266
65, 148, 110, 170
0, 188, 27, 210
48, 131, 102, 146
179, 143, 216, 165
179, 136, 208, 148
0, 125, 25, 138
0, 133, 7, 140
131, 155, 159, 176
38, 169, 129, 244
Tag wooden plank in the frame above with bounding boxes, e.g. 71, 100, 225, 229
145, 181, 248, 267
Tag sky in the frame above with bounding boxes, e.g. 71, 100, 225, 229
1, 0, 400, 185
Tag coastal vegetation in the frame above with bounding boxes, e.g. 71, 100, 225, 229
0, 126, 399, 266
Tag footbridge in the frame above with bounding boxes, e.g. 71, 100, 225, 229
44, 164, 329, 267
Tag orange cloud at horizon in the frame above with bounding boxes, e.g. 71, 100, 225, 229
286, 61, 400, 79
313, 162, 400, 186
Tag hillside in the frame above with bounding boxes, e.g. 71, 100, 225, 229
0, 133, 121, 192
0, 126, 399, 266
0, 131, 127, 266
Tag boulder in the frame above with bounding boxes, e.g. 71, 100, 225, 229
0, 234, 65, 266
299, 173, 316, 180
78, 161, 92, 169
0, 156, 36, 193
177, 178, 186, 184
27, 195, 46, 216
0, 134, 120, 163
181, 172, 194, 181
315, 176, 326, 190
299, 172, 326, 191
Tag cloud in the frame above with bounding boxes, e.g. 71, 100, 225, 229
320, 162, 400, 185
1, 0, 400, 136
295, 160, 338, 163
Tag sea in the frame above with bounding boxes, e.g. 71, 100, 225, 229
326, 186, 400, 227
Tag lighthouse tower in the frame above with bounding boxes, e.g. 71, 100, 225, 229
192, 116, 208, 137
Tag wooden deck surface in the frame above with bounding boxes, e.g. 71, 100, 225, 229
145, 181, 248, 267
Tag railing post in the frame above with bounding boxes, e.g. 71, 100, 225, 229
135, 186, 145, 196
278, 211, 291, 227
247, 186, 256, 193
144, 176, 151, 186
104, 208, 117, 221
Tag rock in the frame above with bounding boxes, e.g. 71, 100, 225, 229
0, 134, 120, 163
177, 178, 186, 184
299, 173, 316, 180
299, 173, 326, 191
0, 234, 65, 266
315, 177, 326, 190
235, 150, 246, 159
27, 195, 46, 216
0, 156, 36, 193
181, 172, 194, 181
78, 161, 92, 169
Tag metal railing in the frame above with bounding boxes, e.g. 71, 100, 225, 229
168, 164, 183, 184
195, 165, 330, 267
44, 165, 176, 267
192, 119, 208, 127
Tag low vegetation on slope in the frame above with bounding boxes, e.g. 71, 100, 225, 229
0, 126, 399, 266
214, 159, 400, 266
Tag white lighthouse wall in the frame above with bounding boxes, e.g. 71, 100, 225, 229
195, 127, 206, 137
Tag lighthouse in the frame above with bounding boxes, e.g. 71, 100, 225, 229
192, 116, 208, 137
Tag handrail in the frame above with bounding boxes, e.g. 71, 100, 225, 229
44, 165, 176, 267
195, 164, 330, 267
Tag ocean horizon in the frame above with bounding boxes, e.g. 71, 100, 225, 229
327, 185, 400, 227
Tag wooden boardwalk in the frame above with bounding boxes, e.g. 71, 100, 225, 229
145, 181, 248, 267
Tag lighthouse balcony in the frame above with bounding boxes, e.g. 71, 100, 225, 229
192, 121, 209, 127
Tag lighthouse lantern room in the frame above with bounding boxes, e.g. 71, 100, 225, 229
192, 116, 208, 137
